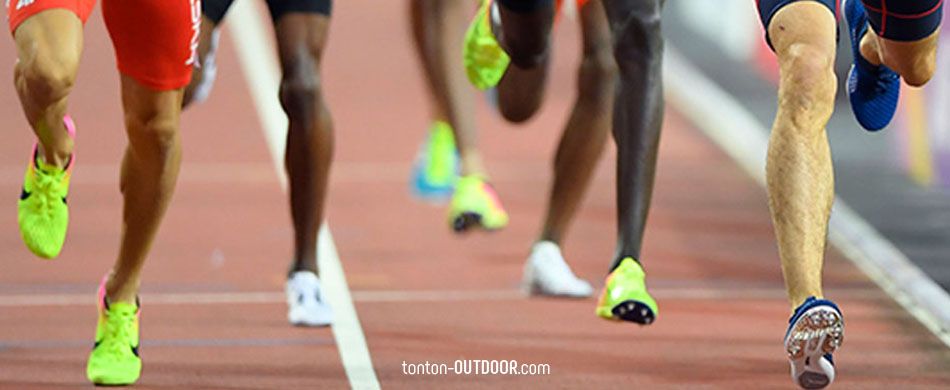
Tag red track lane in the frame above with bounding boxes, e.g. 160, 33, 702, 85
1, 1, 949, 389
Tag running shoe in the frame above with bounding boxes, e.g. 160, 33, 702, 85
784, 297, 844, 390
87, 276, 142, 386
464, 0, 510, 89
846, 0, 900, 131
523, 241, 592, 298
447, 175, 508, 232
595, 257, 657, 324
410, 121, 460, 202
18, 115, 75, 259
287, 270, 334, 327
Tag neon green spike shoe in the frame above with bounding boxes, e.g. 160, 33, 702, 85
410, 120, 460, 201
448, 175, 508, 233
87, 278, 142, 386
464, 0, 510, 90
596, 257, 658, 325
18, 117, 76, 259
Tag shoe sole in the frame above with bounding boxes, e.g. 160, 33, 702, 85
524, 281, 591, 298
607, 300, 655, 325
453, 211, 497, 233
289, 318, 332, 327
89, 375, 139, 386
785, 306, 843, 389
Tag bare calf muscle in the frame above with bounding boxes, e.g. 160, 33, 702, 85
758, 1, 845, 388
13, 9, 83, 168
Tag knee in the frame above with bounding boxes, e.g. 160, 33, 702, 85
610, 3, 663, 70
279, 70, 322, 123
578, 44, 618, 103
499, 96, 541, 123
779, 43, 837, 124
125, 110, 180, 157
21, 51, 79, 101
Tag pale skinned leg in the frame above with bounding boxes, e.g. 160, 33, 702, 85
13, 9, 82, 168
859, 25, 938, 87
411, 0, 487, 176
105, 75, 185, 304
765, 2, 838, 311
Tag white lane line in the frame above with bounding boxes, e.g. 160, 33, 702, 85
227, 1, 381, 388
0, 286, 888, 307
664, 47, 950, 349
227, 0, 288, 182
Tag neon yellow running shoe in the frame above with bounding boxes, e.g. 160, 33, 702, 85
87, 277, 141, 386
596, 257, 657, 325
448, 175, 508, 232
410, 121, 459, 201
18, 116, 75, 259
464, 0, 510, 90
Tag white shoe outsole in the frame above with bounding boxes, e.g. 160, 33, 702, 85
784, 306, 844, 389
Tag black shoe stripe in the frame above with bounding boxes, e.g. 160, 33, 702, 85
19, 189, 66, 204
92, 340, 138, 357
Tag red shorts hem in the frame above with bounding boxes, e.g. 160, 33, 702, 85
7, 0, 96, 35
117, 69, 191, 92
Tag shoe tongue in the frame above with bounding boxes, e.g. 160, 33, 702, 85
35, 157, 65, 175
109, 302, 138, 315
532, 242, 567, 266
461, 175, 488, 187
291, 270, 320, 286
619, 258, 645, 277
532, 241, 561, 256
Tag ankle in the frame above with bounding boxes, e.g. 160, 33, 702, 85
37, 144, 73, 169
859, 32, 883, 66
289, 260, 318, 277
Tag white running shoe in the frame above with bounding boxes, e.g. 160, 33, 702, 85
523, 241, 593, 298
286, 271, 334, 327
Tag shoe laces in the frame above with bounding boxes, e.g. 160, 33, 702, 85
871, 70, 900, 95
103, 308, 136, 359
32, 167, 65, 216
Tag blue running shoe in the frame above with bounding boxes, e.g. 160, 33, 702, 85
410, 121, 460, 202
784, 297, 844, 389
846, 0, 901, 131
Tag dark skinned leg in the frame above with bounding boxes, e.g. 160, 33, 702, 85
495, 0, 556, 67
603, 0, 665, 271
538, 0, 615, 245
274, 13, 334, 276
493, 0, 555, 122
